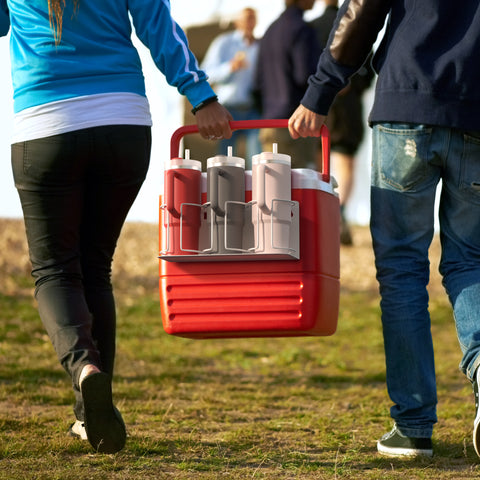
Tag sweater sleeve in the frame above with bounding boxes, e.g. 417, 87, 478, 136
301, 0, 391, 115
128, 0, 215, 108
0, 0, 9, 36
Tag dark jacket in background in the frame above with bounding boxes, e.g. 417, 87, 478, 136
254, 6, 320, 119
310, 4, 338, 49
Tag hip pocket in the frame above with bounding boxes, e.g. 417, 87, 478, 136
373, 123, 433, 192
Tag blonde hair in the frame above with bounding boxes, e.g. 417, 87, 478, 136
48, 0, 79, 44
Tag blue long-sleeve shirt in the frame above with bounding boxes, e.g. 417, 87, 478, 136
301, 0, 480, 130
0, 0, 215, 114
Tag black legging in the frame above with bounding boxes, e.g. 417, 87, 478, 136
11, 125, 151, 421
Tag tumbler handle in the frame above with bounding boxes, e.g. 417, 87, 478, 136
256, 163, 269, 213
209, 166, 225, 217
165, 169, 177, 216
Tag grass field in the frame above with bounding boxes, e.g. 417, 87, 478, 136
1, 219, 479, 479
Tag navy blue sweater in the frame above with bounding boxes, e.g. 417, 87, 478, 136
301, 0, 480, 130
254, 6, 320, 119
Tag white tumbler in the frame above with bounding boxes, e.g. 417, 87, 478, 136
252, 143, 292, 254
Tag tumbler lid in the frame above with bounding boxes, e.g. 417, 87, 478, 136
252, 143, 291, 166
207, 146, 245, 168
166, 150, 202, 171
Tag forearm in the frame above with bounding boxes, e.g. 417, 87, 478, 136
129, 0, 214, 108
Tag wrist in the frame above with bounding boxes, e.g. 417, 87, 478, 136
191, 95, 218, 115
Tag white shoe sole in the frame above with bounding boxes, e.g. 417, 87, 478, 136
377, 441, 433, 457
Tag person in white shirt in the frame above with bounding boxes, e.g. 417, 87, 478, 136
202, 7, 261, 165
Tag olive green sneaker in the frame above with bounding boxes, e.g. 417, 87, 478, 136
377, 425, 433, 457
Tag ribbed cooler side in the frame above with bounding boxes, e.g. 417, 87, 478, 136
160, 271, 339, 338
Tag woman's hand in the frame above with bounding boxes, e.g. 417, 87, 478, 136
195, 101, 233, 140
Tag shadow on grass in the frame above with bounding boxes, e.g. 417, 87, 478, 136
116, 369, 387, 391
120, 435, 480, 475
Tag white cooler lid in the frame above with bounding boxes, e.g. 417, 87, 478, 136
291, 168, 337, 195
203, 169, 337, 195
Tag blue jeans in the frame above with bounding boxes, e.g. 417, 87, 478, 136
371, 123, 480, 438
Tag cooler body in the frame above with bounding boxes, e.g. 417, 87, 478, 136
159, 169, 340, 339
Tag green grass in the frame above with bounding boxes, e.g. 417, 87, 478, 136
1, 263, 479, 478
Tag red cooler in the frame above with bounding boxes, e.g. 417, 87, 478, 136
159, 119, 340, 339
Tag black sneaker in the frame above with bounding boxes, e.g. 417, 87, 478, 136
377, 425, 433, 457
81, 372, 126, 454
473, 367, 480, 457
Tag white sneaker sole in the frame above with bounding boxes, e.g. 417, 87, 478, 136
377, 441, 433, 457
473, 413, 480, 457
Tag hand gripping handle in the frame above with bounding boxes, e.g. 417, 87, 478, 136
169, 119, 331, 183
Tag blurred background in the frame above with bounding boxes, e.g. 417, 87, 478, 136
0, 0, 372, 225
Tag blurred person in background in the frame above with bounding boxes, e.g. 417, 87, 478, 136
202, 7, 261, 166
0, 0, 231, 454
253, 0, 320, 167
289, 0, 480, 458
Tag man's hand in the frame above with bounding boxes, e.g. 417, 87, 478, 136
288, 105, 326, 139
230, 51, 248, 72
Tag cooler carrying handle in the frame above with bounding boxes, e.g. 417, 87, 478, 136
170, 119, 331, 183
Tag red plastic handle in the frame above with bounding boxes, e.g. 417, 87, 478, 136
170, 119, 331, 183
